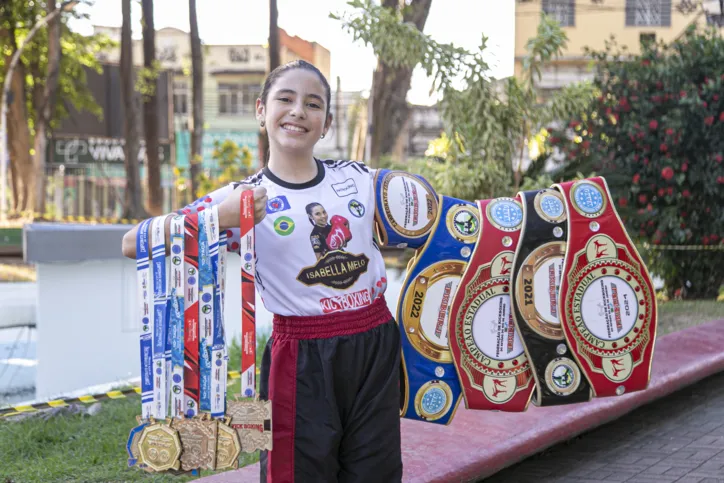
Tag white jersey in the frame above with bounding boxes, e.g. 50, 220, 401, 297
180, 159, 388, 317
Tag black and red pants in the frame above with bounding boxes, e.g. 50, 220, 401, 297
258, 296, 403, 483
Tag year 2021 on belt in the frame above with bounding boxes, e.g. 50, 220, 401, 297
373, 170, 658, 425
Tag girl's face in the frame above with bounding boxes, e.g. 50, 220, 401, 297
257, 69, 332, 155
310, 205, 328, 226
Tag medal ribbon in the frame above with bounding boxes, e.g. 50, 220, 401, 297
183, 214, 200, 417
219, 230, 229, 407
206, 206, 225, 417
198, 210, 214, 412
169, 215, 185, 417
136, 218, 153, 419
240, 190, 256, 397
151, 216, 170, 418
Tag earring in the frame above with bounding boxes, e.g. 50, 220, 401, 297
260, 120, 265, 127
321, 133, 325, 139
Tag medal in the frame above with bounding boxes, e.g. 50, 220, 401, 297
171, 416, 218, 471
216, 418, 243, 470
228, 190, 275, 453
227, 398, 273, 453
137, 421, 183, 472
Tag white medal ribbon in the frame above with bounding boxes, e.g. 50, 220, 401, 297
151, 215, 170, 418
169, 215, 186, 417
136, 218, 154, 419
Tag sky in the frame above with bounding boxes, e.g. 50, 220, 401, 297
71, 0, 516, 106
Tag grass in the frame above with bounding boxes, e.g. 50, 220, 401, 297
0, 329, 272, 483
0, 301, 721, 482
656, 300, 724, 336
0, 381, 261, 483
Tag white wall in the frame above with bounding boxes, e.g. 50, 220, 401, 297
33, 255, 273, 400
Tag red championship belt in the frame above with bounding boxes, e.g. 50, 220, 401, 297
449, 196, 535, 411
239, 190, 256, 398
554, 178, 657, 397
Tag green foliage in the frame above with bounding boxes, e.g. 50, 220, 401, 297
0, 1, 115, 134
136, 60, 162, 101
194, 139, 254, 199
333, 2, 597, 201
544, 27, 724, 298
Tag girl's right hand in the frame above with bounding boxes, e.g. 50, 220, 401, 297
218, 184, 268, 229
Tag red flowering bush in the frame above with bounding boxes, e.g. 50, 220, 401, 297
545, 28, 723, 298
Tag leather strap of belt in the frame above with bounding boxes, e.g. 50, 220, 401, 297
510, 188, 592, 406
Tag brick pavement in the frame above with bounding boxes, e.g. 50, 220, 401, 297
484, 371, 724, 483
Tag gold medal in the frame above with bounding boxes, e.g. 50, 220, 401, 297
216, 418, 243, 470
171, 416, 218, 471
138, 422, 182, 472
227, 399, 273, 453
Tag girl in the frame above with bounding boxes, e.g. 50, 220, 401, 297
122, 60, 402, 482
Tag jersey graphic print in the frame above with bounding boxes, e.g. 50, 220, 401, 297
297, 201, 370, 290
177, 159, 387, 317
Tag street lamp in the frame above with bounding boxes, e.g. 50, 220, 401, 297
0, 0, 79, 221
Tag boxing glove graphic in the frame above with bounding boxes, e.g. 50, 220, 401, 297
327, 215, 352, 250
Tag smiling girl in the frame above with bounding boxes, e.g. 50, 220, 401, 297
122, 60, 402, 482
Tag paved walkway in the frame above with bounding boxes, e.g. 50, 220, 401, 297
484, 371, 724, 483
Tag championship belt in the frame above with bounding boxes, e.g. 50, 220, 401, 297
449, 196, 535, 412
554, 178, 657, 397
510, 189, 592, 406
398, 195, 480, 424
374, 169, 439, 249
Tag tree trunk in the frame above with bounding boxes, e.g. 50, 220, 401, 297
32, 0, 61, 214
2, 22, 34, 214
268, 0, 280, 71
189, 0, 203, 198
122, 0, 143, 219
369, 0, 433, 167
259, 0, 280, 165
141, 0, 162, 215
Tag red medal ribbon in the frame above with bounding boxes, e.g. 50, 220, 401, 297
240, 190, 257, 397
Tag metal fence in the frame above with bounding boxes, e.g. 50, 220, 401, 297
41, 163, 177, 220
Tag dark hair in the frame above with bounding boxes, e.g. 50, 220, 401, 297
305, 202, 324, 225
259, 60, 332, 117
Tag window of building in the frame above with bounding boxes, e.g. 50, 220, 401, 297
542, 0, 575, 27
218, 83, 259, 115
707, 14, 724, 26
640, 32, 656, 47
626, 0, 672, 27
173, 82, 188, 115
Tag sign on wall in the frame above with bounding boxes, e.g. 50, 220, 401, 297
50, 136, 171, 165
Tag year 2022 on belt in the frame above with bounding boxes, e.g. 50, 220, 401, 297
374, 170, 482, 425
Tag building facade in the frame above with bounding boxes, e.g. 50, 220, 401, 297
515, 0, 724, 96
94, 26, 331, 171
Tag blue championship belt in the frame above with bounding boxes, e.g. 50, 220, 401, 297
398, 195, 480, 424
374, 169, 440, 249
